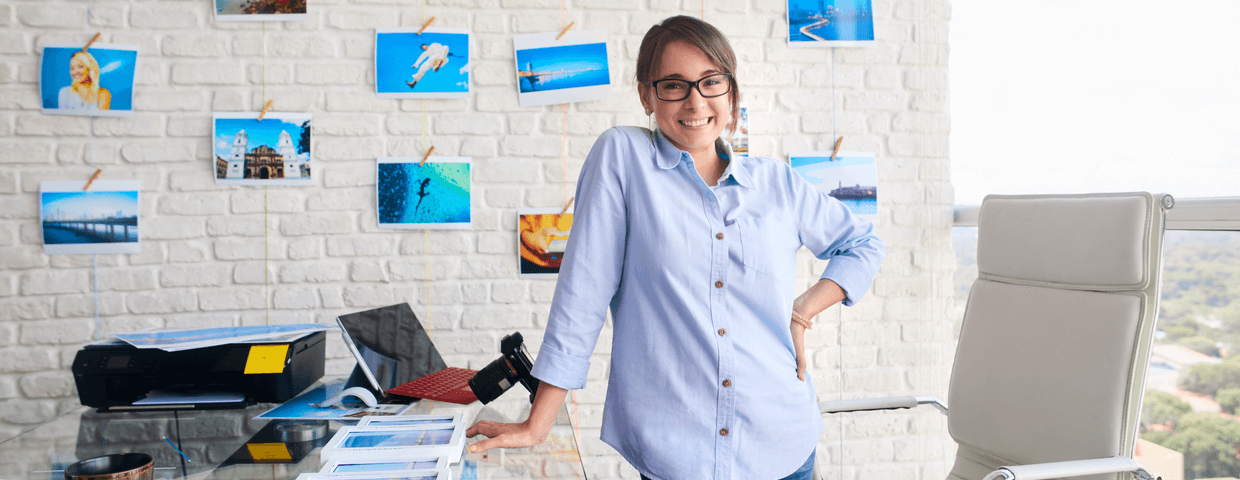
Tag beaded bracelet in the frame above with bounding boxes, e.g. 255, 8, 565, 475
790, 310, 813, 329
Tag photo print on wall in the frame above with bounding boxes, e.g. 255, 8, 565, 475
213, 112, 313, 186
513, 29, 611, 107
41, 180, 141, 255
215, 0, 307, 21
375, 28, 470, 99
39, 43, 138, 117
377, 157, 472, 230
790, 151, 878, 219
727, 103, 749, 158
787, 0, 875, 47
518, 208, 574, 278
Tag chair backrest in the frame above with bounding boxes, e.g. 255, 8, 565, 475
946, 192, 1171, 480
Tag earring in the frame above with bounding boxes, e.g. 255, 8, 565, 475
644, 108, 652, 116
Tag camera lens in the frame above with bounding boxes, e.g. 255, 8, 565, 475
469, 356, 518, 404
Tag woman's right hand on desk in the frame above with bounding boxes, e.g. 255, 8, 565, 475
466, 419, 550, 453
465, 381, 569, 454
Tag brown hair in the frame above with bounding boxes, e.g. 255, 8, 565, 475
636, 15, 740, 132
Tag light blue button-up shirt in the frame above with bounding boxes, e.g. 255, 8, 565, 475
531, 127, 885, 480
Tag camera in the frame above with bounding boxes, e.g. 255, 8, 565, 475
469, 332, 540, 404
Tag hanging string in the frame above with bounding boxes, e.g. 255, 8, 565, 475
422, 97, 432, 336
562, 105, 568, 206
559, 0, 580, 442
262, 22, 270, 325
265, 186, 270, 325
425, 229, 431, 338
913, 0, 950, 471
89, 116, 100, 340
827, 44, 844, 479
262, 22, 267, 104
831, 48, 836, 144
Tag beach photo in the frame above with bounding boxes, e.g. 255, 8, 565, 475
39, 43, 138, 117
513, 29, 611, 107
214, 112, 313, 186
375, 28, 470, 99
377, 157, 472, 230
215, 0, 307, 21
41, 180, 141, 255
518, 209, 574, 278
787, 0, 876, 47
790, 151, 878, 218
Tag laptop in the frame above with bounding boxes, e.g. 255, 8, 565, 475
336, 303, 478, 404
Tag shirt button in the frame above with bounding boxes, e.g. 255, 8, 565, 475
718, 328, 726, 336
715, 232, 724, 240
722, 380, 731, 387
720, 428, 729, 436
715, 281, 724, 288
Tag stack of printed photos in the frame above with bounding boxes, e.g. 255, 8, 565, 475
300, 413, 467, 480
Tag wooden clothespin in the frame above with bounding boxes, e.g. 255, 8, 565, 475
556, 21, 575, 40
419, 146, 436, 166
417, 17, 436, 35
80, 33, 102, 53
256, 100, 274, 121
83, 169, 102, 191
829, 136, 843, 161
559, 197, 575, 215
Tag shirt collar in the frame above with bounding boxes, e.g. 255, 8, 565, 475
652, 129, 756, 190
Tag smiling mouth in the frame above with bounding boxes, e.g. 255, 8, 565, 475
679, 117, 712, 127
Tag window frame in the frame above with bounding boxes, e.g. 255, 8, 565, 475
953, 196, 1240, 231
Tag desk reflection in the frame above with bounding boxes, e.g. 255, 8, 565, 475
1, 390, 586, 480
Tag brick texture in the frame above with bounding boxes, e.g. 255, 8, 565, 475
0, 1, 955, 478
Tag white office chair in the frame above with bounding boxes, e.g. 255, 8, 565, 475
819, 192, 1173, 480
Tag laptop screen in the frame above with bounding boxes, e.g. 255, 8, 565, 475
336, 303, 447, 395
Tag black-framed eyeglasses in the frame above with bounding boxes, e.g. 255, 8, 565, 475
650, 73, 733, 102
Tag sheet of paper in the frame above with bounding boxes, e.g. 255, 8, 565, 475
132, 391, 246, 405
113, 324, 335, 351
256, 382, 412, 421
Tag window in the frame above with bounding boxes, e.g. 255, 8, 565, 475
950, 0, 1240, 205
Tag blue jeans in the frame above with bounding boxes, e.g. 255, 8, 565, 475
639, 450, 815, 480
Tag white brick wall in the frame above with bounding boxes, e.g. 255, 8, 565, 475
0, 0, 955, 478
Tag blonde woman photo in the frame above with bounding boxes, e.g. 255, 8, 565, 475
58, 51, 111, 111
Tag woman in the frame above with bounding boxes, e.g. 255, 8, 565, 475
466, 16, 884, 480
58, 51, 111, 111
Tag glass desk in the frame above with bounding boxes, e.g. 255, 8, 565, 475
0, 387, 586, 480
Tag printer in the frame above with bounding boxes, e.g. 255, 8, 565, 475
72, 331, 325, 411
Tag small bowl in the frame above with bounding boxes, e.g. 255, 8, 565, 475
64, 453, 153, 480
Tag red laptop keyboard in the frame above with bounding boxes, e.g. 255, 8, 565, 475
387, 367, 479, 405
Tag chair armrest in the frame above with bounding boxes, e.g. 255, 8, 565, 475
818, 396, 947, 415
982, 456, 1161, 480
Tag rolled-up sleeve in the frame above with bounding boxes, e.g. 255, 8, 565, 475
784, 163, 885, 306
531, 128, 631, 390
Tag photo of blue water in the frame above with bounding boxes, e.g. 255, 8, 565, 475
792, 154, 878, 217
376, 31, 470, 95
341, 428, 453, 448
378, 162, 471, 227
41, 190, 139, 245
333, 460, 439, 472
788, 0, 875, 43
836, 198, 877, 214
515, 42, 609, 93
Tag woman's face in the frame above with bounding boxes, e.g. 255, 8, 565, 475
70, 57, 91, 86
641, 41, 731, 155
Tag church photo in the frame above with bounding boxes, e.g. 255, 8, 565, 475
213, 112, 313, 186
